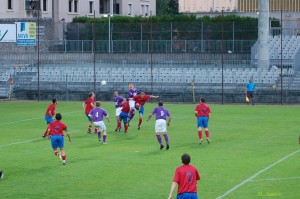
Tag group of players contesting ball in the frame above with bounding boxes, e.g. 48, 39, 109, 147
40, 83, 211, 198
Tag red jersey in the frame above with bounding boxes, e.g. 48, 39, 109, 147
133, 95, 151, 106
173, 164, 200, 194
48, 120, 67, 136
195, 103, 211, 117
45, 103, 56, 116
84, 97, 94, 114
121, 101, 130, 113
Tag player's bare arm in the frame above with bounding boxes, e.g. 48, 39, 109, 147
65, 129, 72, 142
167, 116, 171, 126
106, 117, 110, 123
168, 182, 178, 199
194, 111, 198, 117
147, 114, 153, 121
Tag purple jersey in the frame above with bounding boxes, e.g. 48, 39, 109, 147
114, 96, 124, 108
128, 88, 138, 98
151, 106, 170, 120
89, 107, 108, 122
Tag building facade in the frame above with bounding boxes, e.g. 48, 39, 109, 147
0, 0, 156, 22
238, 0, 300, 12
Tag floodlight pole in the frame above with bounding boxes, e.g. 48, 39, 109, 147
150, 11, 154, 96
37, 5, 40, 101
280, 7, 283, 104
93, 10, 96, 95
221, 10, 224, 104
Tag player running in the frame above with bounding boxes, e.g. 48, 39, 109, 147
42, 99, 58, 138
46, 113, 72, 165
82, 92, 96, 134
119, 98, 130, 133
89, 101, 110, 144
195, 97, 211, 144
127, 83, 138, 122
147, 101, 171, 150
132, 92, 159, 130
113, 91, 125, 132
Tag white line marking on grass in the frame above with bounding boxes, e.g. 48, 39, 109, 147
0, 130, 80, 148
0, 111, 81, 126
216, 149, 300, 199
251, 176, 300, 181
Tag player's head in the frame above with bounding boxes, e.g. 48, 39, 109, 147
95, 101, 101, 107
158, 101, 163, 106
249, 78, 253, 83
114, 91, 119, 97
128, 83, 134, 89
200, 97, 206, 103
52, 98, 58, 104
55, 113, 62, 121
89, 92, 95, 98
140, 92, 145, 98
181, 153, 191, 165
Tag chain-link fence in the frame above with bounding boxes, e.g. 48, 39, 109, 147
1, 17, 300, 103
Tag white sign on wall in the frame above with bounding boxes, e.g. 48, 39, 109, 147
0, 24, 16, 42
15, 22, 36, 46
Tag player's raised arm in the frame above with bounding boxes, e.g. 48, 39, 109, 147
150, 95, 159, 98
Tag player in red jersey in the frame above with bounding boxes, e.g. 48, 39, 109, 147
195, 97, 211, 144
119, 98, 130, 133
132, 92, 159, 130
42, 99, 58, 138
168, 153, 201, 199
298, 135, 300, 145
82, 92, 96, 134
46, 113, 72, 165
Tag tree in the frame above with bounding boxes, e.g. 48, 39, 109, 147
156, 0, 169, 16
167, 0, 179, 16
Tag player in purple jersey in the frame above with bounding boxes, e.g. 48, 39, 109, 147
113, 91, 125, 132
89, 101, 110, 144
147, 101, 171, 150
127, 83, 138, 122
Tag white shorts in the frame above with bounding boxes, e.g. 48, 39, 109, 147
93, 121, 106, 131
116, 107, 122, 116
129, 99, 135, 109
155, 119, 167, 133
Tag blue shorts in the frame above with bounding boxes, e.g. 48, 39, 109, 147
86, 114, 92, 122
51, 135, 64, 149
197, 116, 209, 128
119, 112, 129, 124
45, 115, 54, 124
177, 192, 198, 199
138, 105, 145, 115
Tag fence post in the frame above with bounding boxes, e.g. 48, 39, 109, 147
171, 22, 173, 53
201, 22, 204, 52
232, 21, 235, 53
141, 23, 143, 53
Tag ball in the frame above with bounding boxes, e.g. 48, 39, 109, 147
101, 80, 107, 86
135, 103, 141, 109
0, 170, 4, 180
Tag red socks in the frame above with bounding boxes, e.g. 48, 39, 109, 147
54, 150, 59, 156
124, 125, 128, 133
138, 118, 142, 126
198, 130, 203, 140
62, 155, 66, 161
87, 125, 91, 132
205, 130, 210, 139
117, 121, 121, 128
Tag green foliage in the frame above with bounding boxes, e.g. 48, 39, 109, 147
166, 0, 179, 16
0, 102, 300, 198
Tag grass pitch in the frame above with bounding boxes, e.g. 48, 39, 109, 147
0, 101, 299, 199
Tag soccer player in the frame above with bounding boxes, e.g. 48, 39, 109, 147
195, 97, 211, 144
246, 78, 256, 106
119, 98, 130, 133
113, 91, 124, 132
127, 83, 138, 122
42, 98, 58, 138
132, 92, 159, 130
147, 101, 171, 150
89, 101, 110, 144
168, 153, 201, 199
298, 134, 300, 145
82, 92, 96, 134
46, 113, 72, 165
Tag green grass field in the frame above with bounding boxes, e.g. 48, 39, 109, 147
0, 101, 299, 199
